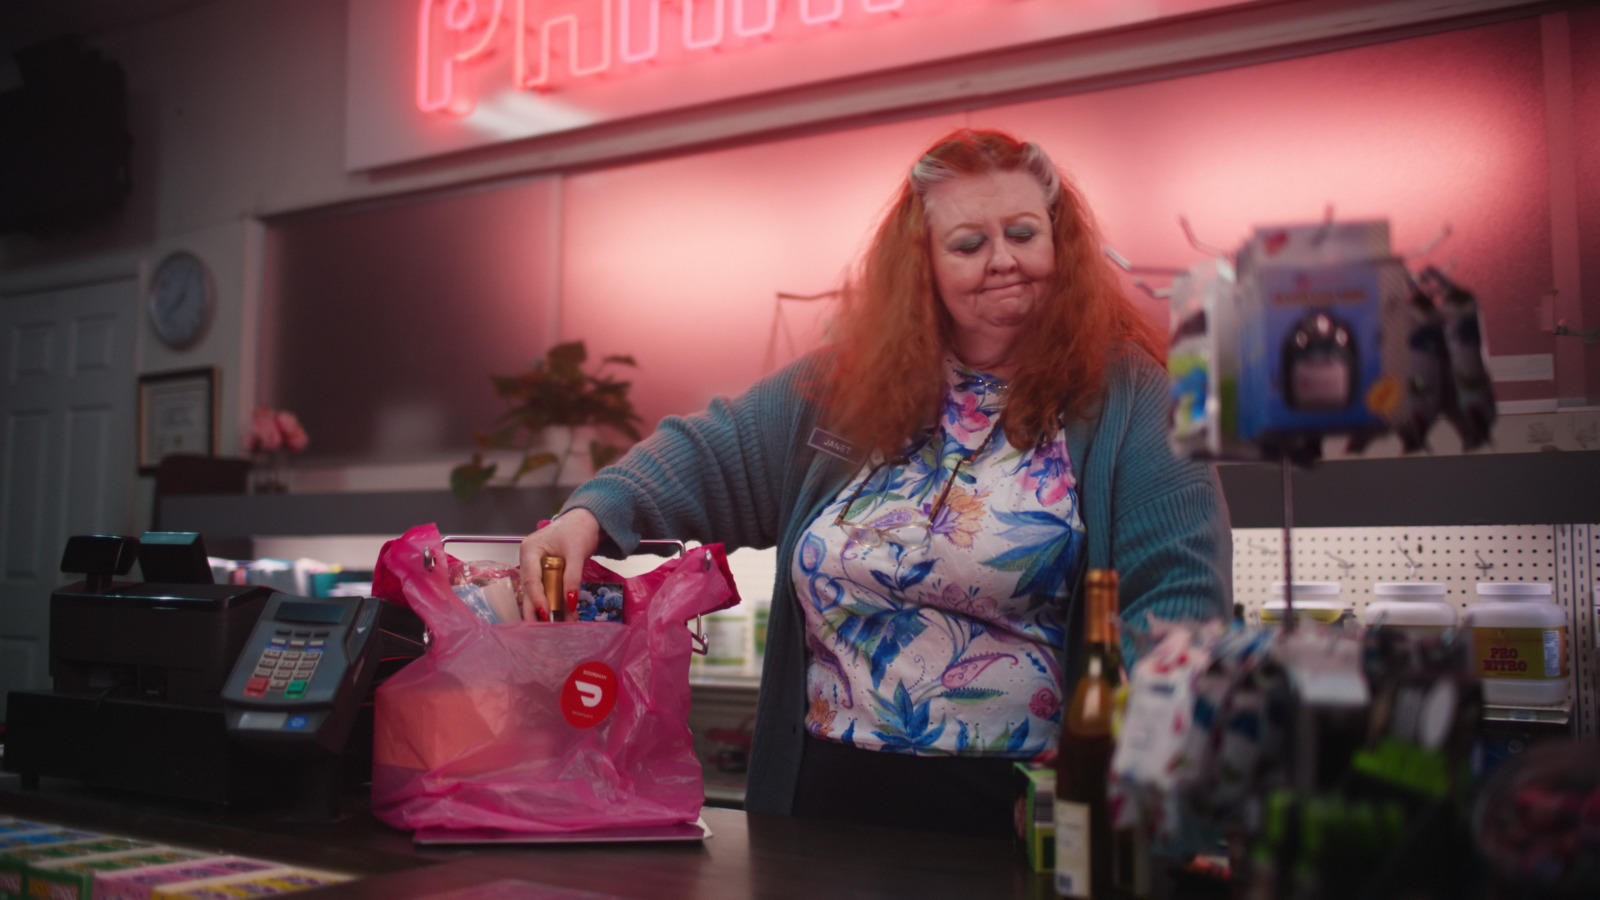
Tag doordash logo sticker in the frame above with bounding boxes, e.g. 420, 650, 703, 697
560, 660, 618, 727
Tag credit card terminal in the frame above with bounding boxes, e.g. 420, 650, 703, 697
221, 593, 423, 756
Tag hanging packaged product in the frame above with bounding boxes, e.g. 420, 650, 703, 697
1361, 582, 1456, 639
1416, 267, 1497, 451
1467, 582, 1567, 707
1387, 282, 1451, 452
1110, 619, 1231, 859
1260, 582, 1353, 630
1167, 257, 1246, 460
1232, 220, 1411, 453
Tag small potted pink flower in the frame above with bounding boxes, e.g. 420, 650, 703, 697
243, 407, 309, 492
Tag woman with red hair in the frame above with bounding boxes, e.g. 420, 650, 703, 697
523, 128, 1230, 838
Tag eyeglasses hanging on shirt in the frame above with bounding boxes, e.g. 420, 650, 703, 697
833, 425, 1000, 553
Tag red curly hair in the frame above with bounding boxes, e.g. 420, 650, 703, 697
822, 128, 1164, 458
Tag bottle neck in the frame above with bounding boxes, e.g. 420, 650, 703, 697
1085, 583, 1115, 646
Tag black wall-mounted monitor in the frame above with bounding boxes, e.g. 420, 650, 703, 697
0, 36, 132, 238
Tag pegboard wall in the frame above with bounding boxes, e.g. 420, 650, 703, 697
1560, 525, 1598, 740
1232, 524, 1599, 738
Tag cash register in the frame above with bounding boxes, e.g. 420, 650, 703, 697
3, 533, 423, 818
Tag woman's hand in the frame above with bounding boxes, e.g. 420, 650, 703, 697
518, 508, 602, 621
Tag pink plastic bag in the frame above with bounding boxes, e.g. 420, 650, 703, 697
369, 523, 740, 835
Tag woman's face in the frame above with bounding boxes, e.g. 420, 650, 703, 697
923, 169, 1056, 374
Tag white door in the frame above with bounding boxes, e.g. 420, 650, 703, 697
0, 277, 138, 704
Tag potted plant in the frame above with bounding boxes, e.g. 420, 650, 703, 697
451, 340, 643, 500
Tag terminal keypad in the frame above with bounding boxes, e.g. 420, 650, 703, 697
243, 628, 329, 699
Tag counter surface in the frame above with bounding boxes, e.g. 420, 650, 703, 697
0, 780, 1054, 898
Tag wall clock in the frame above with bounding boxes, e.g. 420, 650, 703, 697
146, 250, 215, 350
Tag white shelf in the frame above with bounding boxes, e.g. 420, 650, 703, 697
1483, 701, 1571, 725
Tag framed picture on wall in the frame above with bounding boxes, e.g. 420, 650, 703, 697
138, 367, 217, 473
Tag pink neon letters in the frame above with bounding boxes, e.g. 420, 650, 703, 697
418, 0, 909, 112
417, 0, 504, 113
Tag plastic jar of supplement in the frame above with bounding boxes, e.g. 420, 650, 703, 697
695, 606, 753, 677
1260, 582, 1353, 630
1467, 582, 1567, 707
1362, 582, 1456, 639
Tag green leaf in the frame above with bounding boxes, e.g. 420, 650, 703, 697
454, 338, 645, 495
513, 407, 557, 433
942, 687, 1006, 703
510, 452, 559, 484
474, 424, 519, 450
546, 340, 588, 374
450, 460, 496, 500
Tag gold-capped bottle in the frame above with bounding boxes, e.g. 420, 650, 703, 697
541, 556, 566, 622
1054, 568, 1121, 898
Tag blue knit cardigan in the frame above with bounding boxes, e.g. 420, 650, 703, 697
564, 349, 1232, 816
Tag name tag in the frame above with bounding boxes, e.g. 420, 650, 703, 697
807, 427, 854, 461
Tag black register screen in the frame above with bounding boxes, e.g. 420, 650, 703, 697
274, 600, 347, 625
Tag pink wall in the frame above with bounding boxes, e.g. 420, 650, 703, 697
560, 116, 965, 427
263, 14, 1593, 462
1573, 6, 1600, 400
984, 18, 1556, 403
563, 16, 1583, 430
265, 176, 561, 462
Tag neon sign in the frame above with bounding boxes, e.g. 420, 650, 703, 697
353, 0, 1257, 170
417, 0, 911, 114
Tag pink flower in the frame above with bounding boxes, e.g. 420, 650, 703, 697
1020, 437, 1075, 505
932, 581, 998, 619
243, 407, 309, 454
248, 407, 282, 452
1029, 687, 1060, 720
941, 391, 992, 441
276, 410, 309, 452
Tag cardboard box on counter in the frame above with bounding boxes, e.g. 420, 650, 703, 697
93, 857, 280, 900
1014, 763, 1055, 874
0, 823, 56, 840
0, 838, 147, 899
0, 831, 105, 853
27, 848, 204, 900
150, 866, 352, 899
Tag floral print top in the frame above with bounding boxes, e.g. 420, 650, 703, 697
792, 358, 1084, 757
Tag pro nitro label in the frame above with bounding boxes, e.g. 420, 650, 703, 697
1471, 626, 1568, 679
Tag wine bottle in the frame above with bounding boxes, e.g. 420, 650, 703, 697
542, 555, 566, 621
1054, 568, 1121, 898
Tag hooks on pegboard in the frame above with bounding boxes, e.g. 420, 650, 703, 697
1325, 551, 1356, 579
1395, 539, 1421, 580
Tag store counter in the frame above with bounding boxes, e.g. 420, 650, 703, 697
0, 779, 1054, 898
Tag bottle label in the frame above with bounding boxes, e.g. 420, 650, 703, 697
1371, 623, 1450, 640
1471, 626, 1568, 679
1260, 607, 1351, 627
701, 613, 750, 670
1053, 799, 1091, 898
